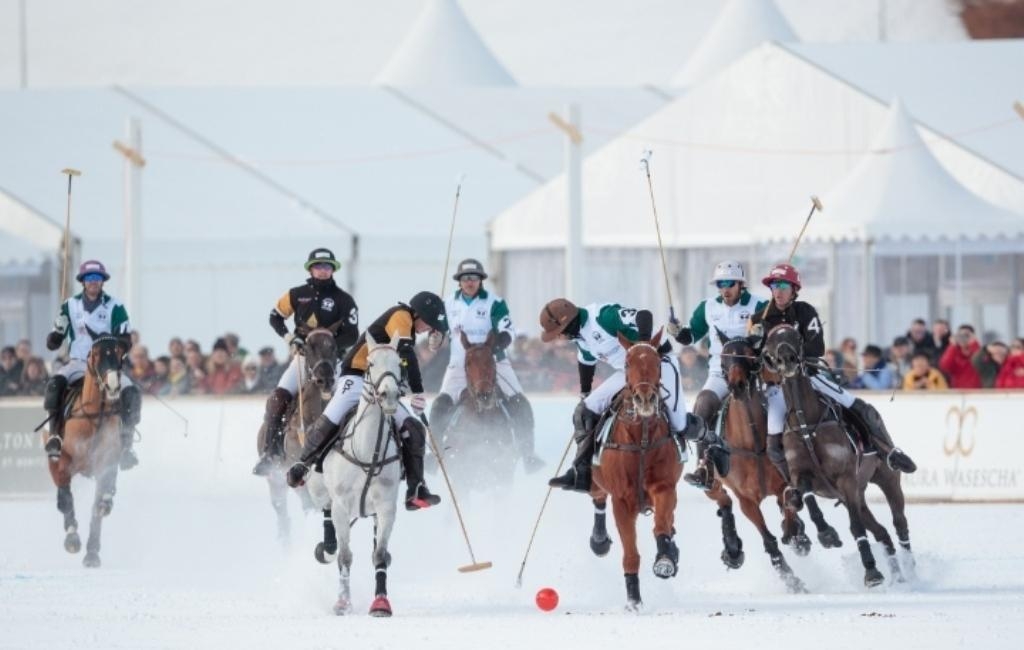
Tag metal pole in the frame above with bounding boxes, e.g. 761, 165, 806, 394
565, 104, 583, 300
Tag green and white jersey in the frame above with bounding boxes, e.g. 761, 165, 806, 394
445, 288, 515, 364
57, 292, 131, 361
687, 290, 767, 373
575, 303, 641, 371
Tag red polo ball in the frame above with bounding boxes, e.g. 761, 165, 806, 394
535, 587, 559, 611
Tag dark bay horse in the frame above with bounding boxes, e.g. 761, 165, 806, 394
46, 335, 127, 568
438, 330, 517, 488
764, 323, 911, 586
257, 326, 340, 553
590, 330, 682, 611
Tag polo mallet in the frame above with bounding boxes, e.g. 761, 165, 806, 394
514, 429, 575, 588
640, 151, 676, 323
440, 173, 466, 299
60, 168, 81, 302
419, 414, 492, 572
758, 195, 823, 323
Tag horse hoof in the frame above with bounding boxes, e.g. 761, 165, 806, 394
785, 575, 808, 594
314, 542, 336, 565
83, 552, 101, 568
652, 556, 678, 579
864, 567, 885, 587
590, 535, 612, 557
624, 599, 643, 613
64, 532, 81, 554
720, 549, 744, 570
369, 596, 392, 617
818, 528, 843, 549
333, 598, 353, 616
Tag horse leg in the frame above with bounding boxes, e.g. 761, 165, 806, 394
803, 494, 843, 549
589, 496, 613, 557
650, 486, 679, 580
736, 496, 805, 592
859, 498, 902, 583
839, 477, 884, 587
267, 471, 290, 544
331, 501, 354, 616
84, 466, 118, 568
314, 506, 337, 564
610, 496, 642, 611
778, 496, 812, 556
57, 483, 80, 554
873, 467, 915, 575
369, 510, 396, 618
708, 482, 743, 569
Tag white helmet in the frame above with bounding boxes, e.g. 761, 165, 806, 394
709, 260, 745, 286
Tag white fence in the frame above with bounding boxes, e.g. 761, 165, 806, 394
2, 391, 1021, 501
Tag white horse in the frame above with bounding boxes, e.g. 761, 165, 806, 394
314, 332, 404, 617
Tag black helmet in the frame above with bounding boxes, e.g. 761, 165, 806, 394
304, 248, 341, 271
452, 258, 488, 281
409, 291, 448, 333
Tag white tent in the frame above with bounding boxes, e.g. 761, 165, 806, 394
671, 0, 797, 88
489, 41, 1024, 344
376, 0, 515, 86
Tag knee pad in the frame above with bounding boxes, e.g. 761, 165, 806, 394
121, 385, 142, 425
44, 376, 68, 413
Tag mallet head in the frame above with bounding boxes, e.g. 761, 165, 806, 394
61, 168, 81, 177
811, 195, 823, 212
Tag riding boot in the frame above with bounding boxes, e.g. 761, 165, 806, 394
253, 387, 293, 476
678, 412, 731, 479
399, 417, 441, 511
428, 392, 457, 437
768, 434, 802, 510
286, 414, 340, 487
682, 390, 721, 490
548, 402, 599, 492
43, 375, 68, 459
848, 398, 916, 473
506, 393, 545, 474
118, 385, 142, 470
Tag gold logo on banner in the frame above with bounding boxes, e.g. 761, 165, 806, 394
944, 405, 977, 457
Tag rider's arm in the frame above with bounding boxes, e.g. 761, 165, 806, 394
596, 304, 640, 342
799, 304, 826, 358
490, 299, 514, 350
46, 302, 70, 350
269, 290, 293, 338
685, 301, 709, 343
335, 292, 360, 351
578, 361, 596, 395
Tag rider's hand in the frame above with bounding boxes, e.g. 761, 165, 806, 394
46, 331, 64, 351
748, 322, 764, 339
285, 332, 305, 354
427, 330, 444, 352
410, 393, 427, 416
675, 327, 693, 345
53, 314, 70, 334
665, 320, 681, 338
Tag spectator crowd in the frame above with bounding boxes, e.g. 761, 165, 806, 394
4, 316, 1024, 399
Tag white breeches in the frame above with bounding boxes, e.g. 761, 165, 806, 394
322, 374, 415, 429
765, 374, 855, 435
583, 355, 688, 432
439, 358, 523, 398
276, 355, 341, 395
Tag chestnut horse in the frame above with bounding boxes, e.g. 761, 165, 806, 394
589, 330, 682, 611
437, 330, 517, 488
764, 323, 910, 586
46, 335, 127, 568
256, 327, 341, 553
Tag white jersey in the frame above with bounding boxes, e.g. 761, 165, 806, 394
444, 288, 515, 366
575, 303, 640, 371
686, 291, 766, 376
58, 292, 131, 361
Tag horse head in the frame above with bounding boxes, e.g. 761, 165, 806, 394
763, 323, 804, 378
716, 327, 762, 395
618, 329, 663, 418
364, 331, 402, 416
462, 329, 498, 411
88, 334, 127, 400
304, 327, 339, 398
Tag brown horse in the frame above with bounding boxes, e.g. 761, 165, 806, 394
764, 323, 911, 586
46, 335, 127, 568
256, 327, 340, 554
437, 330, 518, 488
589, 329, 682, 610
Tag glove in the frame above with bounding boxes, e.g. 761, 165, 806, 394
427, 330, 444, 352
54, 314, 70, 334
675, 327, 693, 345
410, 393, 427, 416
665, 320, 681, 338
284, 332, 305, 353
748, 322, 764, 339
46, 331, 65, 351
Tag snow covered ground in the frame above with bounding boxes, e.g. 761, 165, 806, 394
1, 396, 1021, 649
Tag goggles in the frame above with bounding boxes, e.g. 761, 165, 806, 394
715, 280, 738, 289
769, 280, 793, 290
81, 273, 105, 283
309, 262, 335, 272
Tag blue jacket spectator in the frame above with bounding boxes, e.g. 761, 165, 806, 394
853, 344, 895, 390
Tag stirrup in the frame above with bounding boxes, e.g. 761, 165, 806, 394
45, 435, 62, 460
886, 448, 917, 473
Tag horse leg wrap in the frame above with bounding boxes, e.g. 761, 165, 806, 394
262, 388, 293, 455
767, 434, 790, 483
119, 386, 142, 446
322, 508, 337, 554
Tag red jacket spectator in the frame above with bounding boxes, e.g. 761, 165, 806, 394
939, 336, 982, 389
996, 348, 1024, 388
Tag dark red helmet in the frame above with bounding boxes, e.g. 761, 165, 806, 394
761, 263, 801, 290
76, 260, 110, 282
